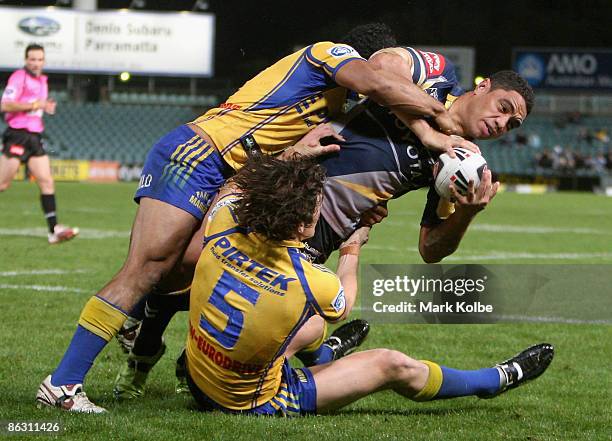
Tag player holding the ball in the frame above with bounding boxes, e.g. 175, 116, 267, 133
110, 44, 534, 401
302, 68, 532, 264
112, 64, 535, 401
433, 147, 488, 201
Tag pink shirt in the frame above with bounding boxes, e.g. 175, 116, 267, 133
2, 68, 48, 133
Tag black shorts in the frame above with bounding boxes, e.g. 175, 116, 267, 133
303, 215, 344, 264
2, 127, 46, 162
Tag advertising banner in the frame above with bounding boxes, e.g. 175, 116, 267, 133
87, 160, 119, 182
513, 48, 612, 90
0, 7, 214, 76
49, 159, 89, 181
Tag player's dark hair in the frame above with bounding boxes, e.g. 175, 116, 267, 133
25, 44, 44, 58
489, 70, 535, 115
233, 155, 326, 242
340, 22, 397, 59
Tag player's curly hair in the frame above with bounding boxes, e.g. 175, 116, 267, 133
489, 70, 535, 115
232, 155, 326, 242
340, 22, 397, 60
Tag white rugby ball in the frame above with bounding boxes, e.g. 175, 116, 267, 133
434, 148, 487, 199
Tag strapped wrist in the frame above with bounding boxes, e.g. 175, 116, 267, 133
339, 244, 361, 256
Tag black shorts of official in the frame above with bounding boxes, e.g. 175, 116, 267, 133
2, 127, 46, 162
303, 215, 344, 264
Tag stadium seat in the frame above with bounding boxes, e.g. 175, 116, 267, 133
39, 102, 198, 162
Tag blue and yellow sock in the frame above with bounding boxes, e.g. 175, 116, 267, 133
51, 296, 127, 386
412, 360, 501, 401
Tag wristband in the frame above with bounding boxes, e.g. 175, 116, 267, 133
339, 244, 361, 256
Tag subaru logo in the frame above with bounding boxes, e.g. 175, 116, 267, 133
18, 17, 60, 37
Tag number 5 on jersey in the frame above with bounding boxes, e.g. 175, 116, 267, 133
199, 271, 260, 349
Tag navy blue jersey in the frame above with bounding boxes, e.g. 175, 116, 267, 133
404, 47, 464, 102
320, 49, 463, 238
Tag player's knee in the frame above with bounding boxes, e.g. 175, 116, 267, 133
0, 181, 10, 192
37, 178, 54, 193
382, 350, 425, 381
104, 263, 166, 309
130, 258, 173, 291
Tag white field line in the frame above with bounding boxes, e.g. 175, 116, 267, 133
471, 224, 611, 235
445, 252, 612, 261
378, 220, 419, 227
352, 306, 611, 325
0, 227, 129, 239
379, 221, 610, 235
490, 314, 611, 325
0, 269, 88, 277
1, 223, 606, 240
354, 246, 612, 261
363, 244, 420, 252
374, 217, 612, 236
22, 207, 113, 215
0, 283, 87, 293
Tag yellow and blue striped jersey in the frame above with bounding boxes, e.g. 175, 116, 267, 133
186, 194, 345, 410
192, 42, 364, 170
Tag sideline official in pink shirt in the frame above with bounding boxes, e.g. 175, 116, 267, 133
0, 43, 78, 244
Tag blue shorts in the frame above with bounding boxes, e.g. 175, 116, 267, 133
187, 360, 318, 417
134, 125, 233, 220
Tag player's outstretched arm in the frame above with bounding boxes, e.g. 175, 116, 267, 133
418, 169, 499, 263
336, 49, 477, 157
335, 58, 450, 128
333, 226, 370, 322
335, 49, 457, 133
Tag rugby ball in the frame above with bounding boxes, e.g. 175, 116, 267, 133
433, 148, 487, 200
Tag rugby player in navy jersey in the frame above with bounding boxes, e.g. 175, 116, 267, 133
307, 67, 532, 264
112, 61, 534, 399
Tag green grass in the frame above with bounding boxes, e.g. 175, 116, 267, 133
0, 182, 611, 440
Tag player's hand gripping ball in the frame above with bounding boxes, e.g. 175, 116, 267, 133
433, 147, 487, 200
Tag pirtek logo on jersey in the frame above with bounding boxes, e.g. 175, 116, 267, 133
213, 237, 297, 291
18, 17, 61, 36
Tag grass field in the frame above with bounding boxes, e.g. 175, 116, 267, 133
1, 182, 611, 441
